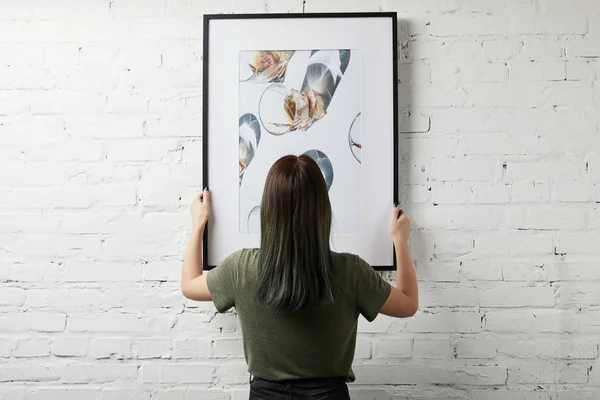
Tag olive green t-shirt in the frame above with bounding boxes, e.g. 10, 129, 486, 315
206, 248, 392, 382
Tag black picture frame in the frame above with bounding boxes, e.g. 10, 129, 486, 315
202, 12, 399, 271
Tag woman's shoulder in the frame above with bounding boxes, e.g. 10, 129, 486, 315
228, 247, 259, 262
331, 251, 364, 268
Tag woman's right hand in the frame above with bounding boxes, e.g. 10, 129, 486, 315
389, 205, 410, 243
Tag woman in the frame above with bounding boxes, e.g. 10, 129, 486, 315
181, 155, 418, 399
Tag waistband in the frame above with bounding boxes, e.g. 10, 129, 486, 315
252, 376, 347, 385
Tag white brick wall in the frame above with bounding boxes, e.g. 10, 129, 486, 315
0, 0, 598, 398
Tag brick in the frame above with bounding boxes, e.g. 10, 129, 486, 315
146, 116, 202, 137
415, 259, 461, 282
464, 83, 547, 107
472, 390, 550, 400
0, 388, 25, 400
373, 339, 412, 358
473, 232, 554, 255
26, 289, 103, 312
508, 361, 589, 384
13, 339, 51, 357
52, 338, 90, 357
65, 116, 145, 138
111, 0, 166, 17
428, 158, 499, 181
509, 60, 566, 81
502, 262, 548, 282
63, 364, 138, 383
461, 260, 503, 281
564, 38, 600, 57
430, 182, 469, 204
101, 286, 182, 310
398, 62, 431, 84
472, 184, 510, 204
65, 262, 142, 282
173, 339, 211, 359
554, 182, 591, 202
141, 364, 214, 384
512, 182, 551, 202
0, 366, 60, 382
504, 206, 589, 230
457, 133, 550, 155
566, 60, 596, 81
558, 282, 600, 307
354, 364, 506, 385
29, 90, 107, 114
404, 83, 467, 107
0, 288, 26, 306
557, 233, 600, 255
430, 61, 507, 82
0, 313, 66, 332
92, 338, 131, 359
107, 93, 149, 113
413, 339, 453, 359
548, 81, 595, 106
431, 108, 509, 133
98, 389, 146, 400
67, 313, 167, 333
545, 261, 600, 281
419, 285, 478, 308
510, 107, 594, 134
580, 311, 600, 333
479, 286, 556, 307
399, 136, 458, 158
135, 338, 171, 359
483, 40, 522, 60
486, 310, 577, 333
303, 0, 379, 12
137, 184, 182, 206
347, 388, 392, 400
353, 338, 371, 359
431, 16, 509, 36
406, 312, 482, 333
431, 233, 474, 258
0, 338, 15, 357
143, 261, 181, 282
216, 364, 251, 385
104, 138, 181, 162
497, 338, 598, 359
455, 338, 497, 359
555, 389, 600, 400
534, 13, 588, 35
523, 38, 563, 58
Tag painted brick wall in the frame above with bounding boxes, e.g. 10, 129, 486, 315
0, 0, 599, 399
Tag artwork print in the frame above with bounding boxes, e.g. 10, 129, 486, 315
238, 50, 362, 234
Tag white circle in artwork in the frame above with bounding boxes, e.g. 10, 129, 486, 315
258, 84, 294, 136
247, 205, 261, 234
303, 149, 334, 191
348, 112, 361, 163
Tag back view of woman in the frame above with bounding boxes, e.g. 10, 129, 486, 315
181, 155, 418, 399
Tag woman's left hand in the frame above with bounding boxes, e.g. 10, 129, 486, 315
190, 188, 211, 231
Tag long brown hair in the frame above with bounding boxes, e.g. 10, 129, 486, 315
257, 154, 334, 311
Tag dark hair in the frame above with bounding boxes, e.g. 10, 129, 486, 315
257, 154, 335, 311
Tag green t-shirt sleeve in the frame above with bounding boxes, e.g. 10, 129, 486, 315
355, 255, 392, 322
206, 250, 240, 313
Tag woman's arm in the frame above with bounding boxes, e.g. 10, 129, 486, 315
379, 206, 419, 317
181, 189, 212, 301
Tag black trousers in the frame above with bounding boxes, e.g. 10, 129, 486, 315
249, 376, 350, 400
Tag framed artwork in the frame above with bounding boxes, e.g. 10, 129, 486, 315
203, 12, 398, 270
